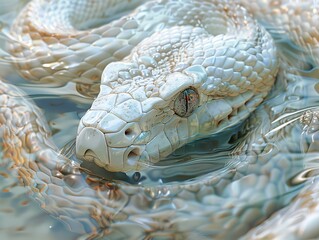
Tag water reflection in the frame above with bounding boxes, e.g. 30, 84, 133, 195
0, 0, 319, 239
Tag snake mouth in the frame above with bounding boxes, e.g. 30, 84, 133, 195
83, 147, 146, 169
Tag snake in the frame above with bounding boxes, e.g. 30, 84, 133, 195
0, 0, 319, 239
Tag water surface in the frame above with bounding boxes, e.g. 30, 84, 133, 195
1, 1, 319, 239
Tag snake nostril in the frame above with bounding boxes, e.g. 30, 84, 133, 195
117, 123, 142, 146
128, 148, 139, 158
127, 148, 140, 164
125, 128, 134, 137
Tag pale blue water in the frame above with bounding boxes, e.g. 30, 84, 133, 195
0, 1, 319, 239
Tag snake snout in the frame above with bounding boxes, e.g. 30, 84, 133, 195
76, 126, 146, 172
76, 127, 109, 167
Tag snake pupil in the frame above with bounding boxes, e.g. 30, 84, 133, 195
184, 91, 189, 114
174, 88, 199, 117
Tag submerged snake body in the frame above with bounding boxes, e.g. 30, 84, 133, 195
1, 0, 319, 239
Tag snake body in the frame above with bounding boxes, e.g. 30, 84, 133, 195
1, 0, 319, 239
9, 0, 278, 172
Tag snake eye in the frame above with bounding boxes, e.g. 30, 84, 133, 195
173, 88, 199, 117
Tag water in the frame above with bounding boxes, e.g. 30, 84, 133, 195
0, 1, 319, 239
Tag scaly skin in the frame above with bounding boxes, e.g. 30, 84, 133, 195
9, 0, 279, 171
1, 0, 319, 239
0, 68, 315, 239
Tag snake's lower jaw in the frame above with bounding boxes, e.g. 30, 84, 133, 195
75, 127, 149, 172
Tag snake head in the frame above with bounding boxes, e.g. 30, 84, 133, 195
75, 24, 277, 172
76, 58, 268, 172
75, 62, 203, 172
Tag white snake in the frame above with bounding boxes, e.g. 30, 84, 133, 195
1, 0, 319, 239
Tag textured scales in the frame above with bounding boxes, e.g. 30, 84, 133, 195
1, 0, 319, 239
75, 0, 277, 172
8, 0, 279, 172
